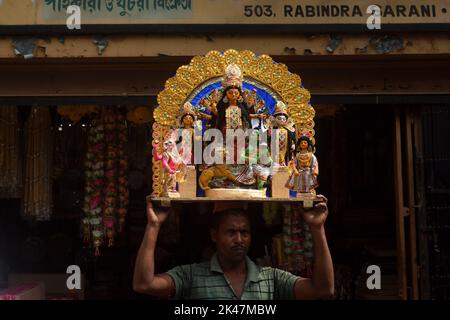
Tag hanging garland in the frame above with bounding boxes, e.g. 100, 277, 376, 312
0, 106, 21, 198
23, 107, 53, 221
82, 107, 129, 256
282, 204, 314, 277
83, 110, 105, 255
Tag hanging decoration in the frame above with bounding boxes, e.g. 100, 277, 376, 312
281, 204, 314, 277
0, 106, 21, 198
57, 105, 98, 123
23, 107, 53, 221
83, 112, 105, 254
126, 106, 152, 124
82, 107, 129, 256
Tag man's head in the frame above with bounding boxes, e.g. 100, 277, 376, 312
210, 208, 251, 263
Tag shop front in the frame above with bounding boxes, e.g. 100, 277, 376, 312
0, 0, 449, 301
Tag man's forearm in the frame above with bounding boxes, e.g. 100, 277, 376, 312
133, 224, 160, 291
310, 227, 334, 296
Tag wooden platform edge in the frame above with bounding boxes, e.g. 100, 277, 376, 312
147, 195, 322, 208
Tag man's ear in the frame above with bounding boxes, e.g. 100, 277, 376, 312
210, 229, 217, 243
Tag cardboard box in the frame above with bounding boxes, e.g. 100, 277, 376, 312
0, 282, 45, 300
8, 273, 84, 300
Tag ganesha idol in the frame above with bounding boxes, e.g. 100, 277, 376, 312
151, 49, 318, 201
152, 131, 185, 198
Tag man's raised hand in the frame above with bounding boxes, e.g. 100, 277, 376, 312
147, 202, 170, 228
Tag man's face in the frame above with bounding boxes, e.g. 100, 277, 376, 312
211, 214, 251, 263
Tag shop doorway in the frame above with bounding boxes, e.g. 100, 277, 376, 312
0, 103, 443, 300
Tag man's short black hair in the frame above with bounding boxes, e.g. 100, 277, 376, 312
210, 208, 251, 231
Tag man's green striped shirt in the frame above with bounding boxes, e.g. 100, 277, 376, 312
166, 254, 299, 300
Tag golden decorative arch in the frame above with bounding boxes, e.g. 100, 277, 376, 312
154, 49, 314, 130
152, 49, 316, 196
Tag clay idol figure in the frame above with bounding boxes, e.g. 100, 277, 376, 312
285, 136, 319, 195
268, 101, 296, 166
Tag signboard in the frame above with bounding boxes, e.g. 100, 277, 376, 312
0, 0, 448, 33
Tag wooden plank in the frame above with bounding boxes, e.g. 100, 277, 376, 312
405, 108, 419, 300
0, 56, 449, 97
393, 107, 408, 300
147, 195, 323, 207
413, 107, 430, 300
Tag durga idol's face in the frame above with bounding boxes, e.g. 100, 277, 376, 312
226, 88, 240, 102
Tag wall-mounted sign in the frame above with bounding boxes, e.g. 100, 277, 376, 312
0, 0, 448, 33
43, 0, 193, 20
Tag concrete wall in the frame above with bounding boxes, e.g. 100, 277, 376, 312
0, 33, 449, 99
1, 33, 450, 59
